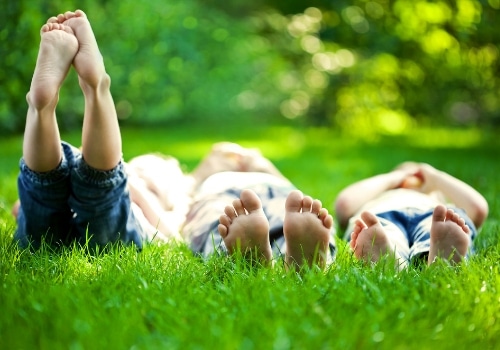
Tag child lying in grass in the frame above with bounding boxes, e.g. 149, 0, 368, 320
15, 9, 156, 249
334, 162, 488, 267
127, 142, 336, 270
14, 9, 334, 271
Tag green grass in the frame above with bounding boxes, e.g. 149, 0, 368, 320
1, 123, 499, 349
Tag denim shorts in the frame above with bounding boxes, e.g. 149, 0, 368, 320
15, 142, 146, 249
346, 207, 477, 262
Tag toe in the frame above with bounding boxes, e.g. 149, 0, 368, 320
311, 199, 322, 215
285, 190, 304, 212
75, 9, 87, 18
302, 196, 313, 211
218, 223, 228, 238
232, 198, 246, 215
240, 189, 263, 213
360, 211, 379, 227
463, 224, 470, 234
224, 205, 237, 220
219, 214, 231, 227
322, 212, 334, 229
432, 204, 447, 222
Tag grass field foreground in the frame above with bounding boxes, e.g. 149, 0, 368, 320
0, 124, 499, 349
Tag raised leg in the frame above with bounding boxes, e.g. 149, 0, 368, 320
23, 23, 78, 172
51, 10, 121, 170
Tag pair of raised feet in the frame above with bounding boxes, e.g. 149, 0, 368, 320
217, 189, 333, 271
29, 9, 105, 111
350, 205, 471, 265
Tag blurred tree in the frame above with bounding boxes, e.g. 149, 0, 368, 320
202, 0, 500, 134
0, 0, 298, 134
1, 0, 499, 136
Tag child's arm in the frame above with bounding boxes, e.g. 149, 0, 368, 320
127, 176, 184, 242
417, 164, 489, 228
334, 170, 410, 230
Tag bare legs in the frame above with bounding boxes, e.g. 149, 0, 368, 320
350, 204, 470, 266
23, 23, 78, 171
49, 10, 121, 170
218, 189, 333, 270
23, 10, 120, 173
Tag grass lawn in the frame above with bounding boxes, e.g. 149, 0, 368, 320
0, 122, 499, 349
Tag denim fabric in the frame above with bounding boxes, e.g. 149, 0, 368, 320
15, 142, 145, 249
370, 207, 477, 262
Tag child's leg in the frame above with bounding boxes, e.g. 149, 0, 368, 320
52, 11, 143, 247
23, 22, 78, 171
15, 23, 79, 248
51, 10, 121, 170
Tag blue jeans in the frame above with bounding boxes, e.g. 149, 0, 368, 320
346, 207, 477, 263
15, 142, 145, 249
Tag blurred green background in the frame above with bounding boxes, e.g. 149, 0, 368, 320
1, 0, 499, 136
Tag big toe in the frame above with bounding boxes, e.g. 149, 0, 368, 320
240, 189, 263, 213
432, 204, 447, 222
360, 211, 379, 227
285, 190, 304, 212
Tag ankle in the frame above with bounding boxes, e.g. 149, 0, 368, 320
26, 91, 59, 111
78, 72, 111, 94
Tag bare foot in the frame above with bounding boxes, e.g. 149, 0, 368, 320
428, 205, 470, 265
218, 189, 272, 265
350, 211, 396, 263
283, 190, 333, 271
48, 10, 106, 88
28, 22, 78, 110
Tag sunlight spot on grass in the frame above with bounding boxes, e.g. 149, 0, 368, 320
405, 127, 483, 148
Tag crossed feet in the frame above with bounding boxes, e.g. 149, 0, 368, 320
350, 204, 470, 266
218, 189, 333, 271
29, 9, 106, 110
